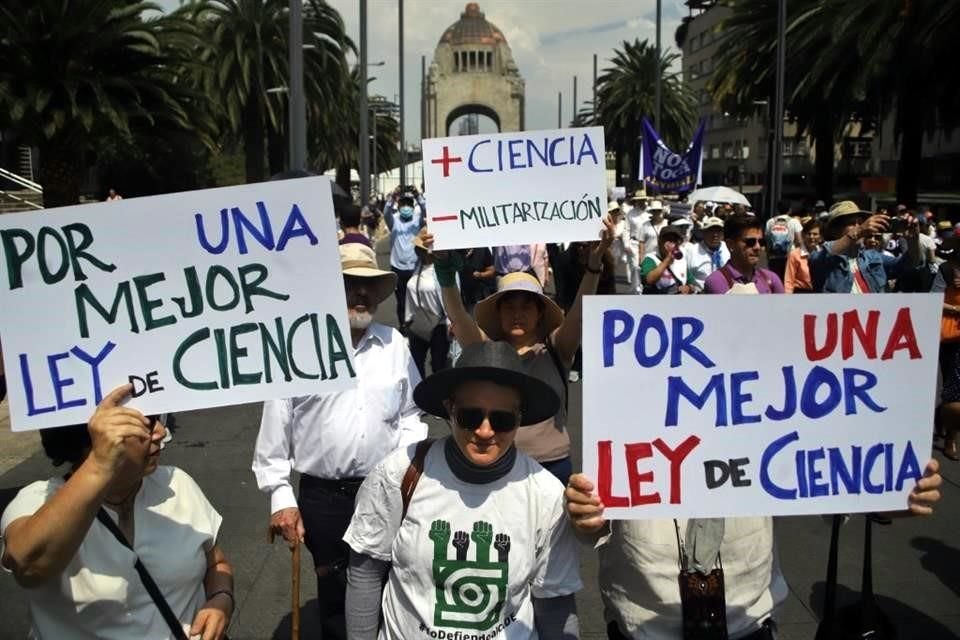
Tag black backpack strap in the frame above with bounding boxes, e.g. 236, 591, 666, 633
97, 509, 189, 640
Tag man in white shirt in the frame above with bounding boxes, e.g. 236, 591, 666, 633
253, 243, 427, 640
685, 216, 731, 292
624, 193, 648, 292
638, 200, 667, 260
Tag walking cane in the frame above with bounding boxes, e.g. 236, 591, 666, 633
269, 530, 301, 640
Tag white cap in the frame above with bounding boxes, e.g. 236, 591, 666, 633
648, 200, 664, 211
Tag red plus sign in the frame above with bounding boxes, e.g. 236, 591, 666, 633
431, 146, 463, 177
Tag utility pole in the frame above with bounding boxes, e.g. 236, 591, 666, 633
399, 0, 406, 187
592, 53, 598, 118
654, 0, 662, 127
557, 91, 562, 128
572, 76, 577, 124
372, 109, 378, 197
420, 55, 426, 143
359, 0, 369, 201
288, 0, 306, 171
771, 0, 786, 216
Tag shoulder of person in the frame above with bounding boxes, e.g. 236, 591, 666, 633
369, 440, 436, 490
1, 478, 63, 532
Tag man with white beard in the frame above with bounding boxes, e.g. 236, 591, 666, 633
253, 243, 426, 639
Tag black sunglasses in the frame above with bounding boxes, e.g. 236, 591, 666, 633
742, 237, 764, 248
453, 407, 520, 433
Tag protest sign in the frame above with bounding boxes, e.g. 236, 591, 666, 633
0, 177, 356, 431
582, 294, 940, 519
422, 126, 607, 250
639, 117, 705, 194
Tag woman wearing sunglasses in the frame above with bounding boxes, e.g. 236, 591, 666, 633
344, 341, 582, 639
704, 214, 785, 294
1, 384, 233, 640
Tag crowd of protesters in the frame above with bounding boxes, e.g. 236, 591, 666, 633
0, 180, 950, 640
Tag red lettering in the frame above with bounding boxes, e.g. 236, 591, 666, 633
881, 307, 921, 360
841, 309, 879, 360
624, 442, 660, 505
804, 314, 837, 361
652, 435, 701, 504
597, 440, 629, 508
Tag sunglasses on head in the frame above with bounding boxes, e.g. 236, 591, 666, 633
741, 237, 764, 248
453, 407, 520, 433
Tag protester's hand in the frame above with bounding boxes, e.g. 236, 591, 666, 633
86, 384, 151, 478
588, 216, 615, 268
422, 231, 450, 261
859, 214, 890, 238
903, 214, 919, 238
270, 507, 305, 549
565, 473, 606, 535
190, 596, 231, 640
908, 458, 942, 516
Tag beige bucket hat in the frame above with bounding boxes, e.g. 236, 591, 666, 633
340, 243, 396, 305
474, 272, 564, 341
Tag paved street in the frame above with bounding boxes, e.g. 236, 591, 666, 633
1, 242, 958, 639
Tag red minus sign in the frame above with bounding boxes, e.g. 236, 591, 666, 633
432, 215, 458, 222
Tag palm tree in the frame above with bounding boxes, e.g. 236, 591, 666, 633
192, 0, 352, 183
0, 1, 213, 207
580, 39, 698, 188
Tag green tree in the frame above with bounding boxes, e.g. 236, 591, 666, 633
580, 39, 698, 188
0, 0, 214, 207
192, 0, 353, 183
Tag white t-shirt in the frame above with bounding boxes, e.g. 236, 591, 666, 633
684, 241, 731, 290
1, 466, 221, 640
344, 440, 582, 639
639, 219, 667, 257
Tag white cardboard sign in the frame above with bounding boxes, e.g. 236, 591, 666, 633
582, 294, 941, 519
422, 126, 607, 250
0, 177, 357, 431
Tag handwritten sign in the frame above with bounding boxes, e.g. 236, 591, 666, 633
422, 127, 607, 250
582, 294, 941, 519
0, 177, 356, 431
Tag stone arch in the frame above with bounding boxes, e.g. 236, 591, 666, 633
423, 3, 525, 139
445, 103, 501, 135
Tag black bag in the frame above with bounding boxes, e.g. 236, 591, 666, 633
814, 515, 896, 640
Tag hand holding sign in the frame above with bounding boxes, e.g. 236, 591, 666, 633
907, 459, 941, 516
86, 383, 152, 478
564, 473, 606, 536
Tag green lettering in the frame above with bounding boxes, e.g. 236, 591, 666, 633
260, 317, 292, 383
238, 263, 290, 313
213, 328, 230, 389
63, 222, 116, 281
74, 281, 139, 339
229, 323, 262, 385
172, 266, 204, 318
133, 273, 176, 331
173, 328, 217, 390
326, 313, 355, 379
286, 313, 318, 379
309, 313, 329, 380
37, 227, 69, 284
1, 228, 34, 290
206, 265, 240, 312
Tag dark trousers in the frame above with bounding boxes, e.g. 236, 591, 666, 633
298, 476, 364, 640
392, 267, 414, 327
408, 324, 450, 378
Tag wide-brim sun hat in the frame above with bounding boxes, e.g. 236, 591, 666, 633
700, 216, 724, 230
607, 200, 620, 213
825, 200, 871, 233
413, 341, 560, 425
340, 243, 396, 305
474, 272, 564, 341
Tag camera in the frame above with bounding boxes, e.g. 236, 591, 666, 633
889, 217, 908, 234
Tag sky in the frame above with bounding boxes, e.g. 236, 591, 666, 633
157, 0, 687, 144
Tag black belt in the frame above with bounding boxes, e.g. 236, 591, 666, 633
299, 475, 366, 494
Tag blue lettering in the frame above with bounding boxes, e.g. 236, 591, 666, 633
764, 366, 797, 421
232, 203, 276, 255
70, 341, 116, 405
194, 210, 229, 254
507, 139, 524, 169
20, 353, 55, 416
843, 368, 886, 415
548, 137, 568, 166
526, 138, 550, 166
829, 446, 861, 494
665, 374, 727, 427
602, 309, 633, 367
48, 352, 85, 410
634, 314, 668, 367
806, 447, 829, 497
730, 371, 761, 425
276, 204, 318, 251
800, 365, 842, 419
497, 140, 504, 171
468, 139, 493, 173
761, 430, 798, 500
576, 133, 600, 165
670, 317, 715, 368
862, 443, 886, 494
894, 441, 922, 491
796, 449, 809, 497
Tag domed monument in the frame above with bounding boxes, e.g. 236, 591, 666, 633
423, 3, 525, 138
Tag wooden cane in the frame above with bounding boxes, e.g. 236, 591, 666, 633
268, 530, 301, 640
291, 541, 301, 640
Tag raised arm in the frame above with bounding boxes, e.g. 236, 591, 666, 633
422, 233, 485, 347
551, 217, 615, 365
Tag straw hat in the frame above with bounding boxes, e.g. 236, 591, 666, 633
474, 272, 564, 341
700, 216, 724, 231
339, 243, 396, 305
824, 200, 871, 233
607, 200, 621, 213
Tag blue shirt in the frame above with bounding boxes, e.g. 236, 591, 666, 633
809, 241, 913, 293
384, 206, 423, 271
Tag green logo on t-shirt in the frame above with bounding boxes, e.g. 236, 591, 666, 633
428, 519, 511, 631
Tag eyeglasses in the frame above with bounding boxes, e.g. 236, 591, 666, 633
453, 407, 520, 432
741, 237, 764, 248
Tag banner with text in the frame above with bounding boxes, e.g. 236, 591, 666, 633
582, 294, 940, 519
0, 177, 357, 431
639, 118, 704, 194
422, 126, 607, 250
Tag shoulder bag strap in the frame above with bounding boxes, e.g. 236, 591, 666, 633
96, 509, 190, 640
400, 438, 435, 520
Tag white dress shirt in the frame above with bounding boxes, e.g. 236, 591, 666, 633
253, 322, 427, 514
685, 241, 731, 291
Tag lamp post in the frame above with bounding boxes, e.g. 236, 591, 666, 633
771, 0, 787, 216
398, 0, 406, 187
654, 0, 662, 127
288, 0, 306, 171
359, 0, 369, 201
